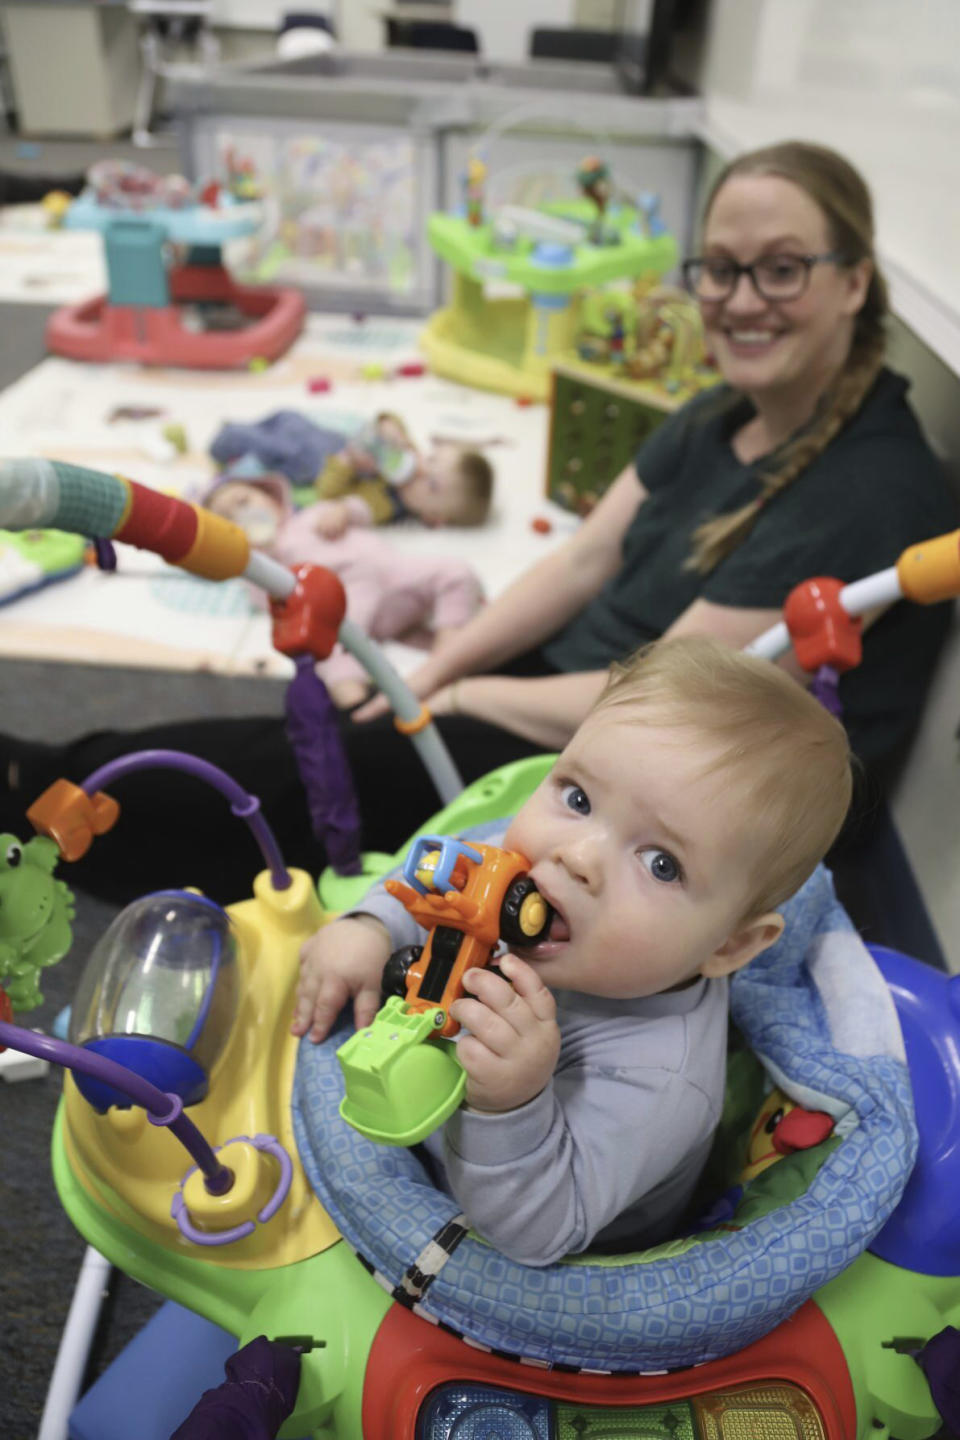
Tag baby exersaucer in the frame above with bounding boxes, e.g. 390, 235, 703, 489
0, 458, 959, 1438
46, 182, 304, 370
29, 757, 960, 1439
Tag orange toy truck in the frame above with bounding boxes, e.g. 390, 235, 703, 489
381, 835, 553, 1038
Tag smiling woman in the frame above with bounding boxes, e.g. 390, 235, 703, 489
682, 145, 885, 571
1, 142, 956, 917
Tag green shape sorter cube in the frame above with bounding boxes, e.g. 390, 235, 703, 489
547, 363, 678, 515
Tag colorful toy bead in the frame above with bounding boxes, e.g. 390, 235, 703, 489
307, 377, 332, 394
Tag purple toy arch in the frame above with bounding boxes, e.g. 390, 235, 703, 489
80, 748, 292, 891
0, 1019, 232, 1194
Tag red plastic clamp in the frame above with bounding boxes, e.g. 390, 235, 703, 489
783, 577, 862, 673
270, 564, 346, 661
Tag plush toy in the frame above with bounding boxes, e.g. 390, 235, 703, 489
741, 1087, 836, 1184
0, 833, 74, 1011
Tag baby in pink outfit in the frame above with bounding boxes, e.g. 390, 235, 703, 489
205, 474, 484, 708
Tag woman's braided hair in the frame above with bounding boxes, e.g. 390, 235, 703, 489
687, 141, 889, 576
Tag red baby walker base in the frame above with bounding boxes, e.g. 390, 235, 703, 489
45, 264, 306, 369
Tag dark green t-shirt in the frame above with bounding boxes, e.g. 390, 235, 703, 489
544, 368, 958, 767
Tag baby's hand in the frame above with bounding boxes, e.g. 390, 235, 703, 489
448, 955, 560, 1114
344, 442, 378, 474
292, 915, 391, 1043
313, 502, 350, 540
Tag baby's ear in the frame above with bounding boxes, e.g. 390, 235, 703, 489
700, 912, 785, 979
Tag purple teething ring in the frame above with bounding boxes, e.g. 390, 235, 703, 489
172, 1132, 293, 1247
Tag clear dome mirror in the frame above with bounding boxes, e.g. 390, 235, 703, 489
69, 891, 239, 1087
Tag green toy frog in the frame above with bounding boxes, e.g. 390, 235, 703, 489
0, 833, 74, 1012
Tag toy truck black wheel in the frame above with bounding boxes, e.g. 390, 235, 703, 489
381, 945, 423, 1005
499, 877, 552, 947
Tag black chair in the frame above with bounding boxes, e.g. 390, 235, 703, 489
531, 1, 691, 95
280, 11, 336, 39
529, 27, 621, 64
385, 20, 479, 53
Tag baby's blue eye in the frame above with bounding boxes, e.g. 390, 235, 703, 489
639, 849, 681, 883
560, 784, 591, 816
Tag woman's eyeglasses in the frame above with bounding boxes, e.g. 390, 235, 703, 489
682, 252, 847, 303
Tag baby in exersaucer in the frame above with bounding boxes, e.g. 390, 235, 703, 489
296, 636, 855, 1263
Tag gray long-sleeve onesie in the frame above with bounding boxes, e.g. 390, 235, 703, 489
355, 823, 729, 1266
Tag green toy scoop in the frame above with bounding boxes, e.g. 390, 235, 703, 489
337, 996, 467, 1146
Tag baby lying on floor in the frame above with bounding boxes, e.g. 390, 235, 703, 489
316, 412, 495, 535
205, 473, 485, 708
210, 409, 495, 536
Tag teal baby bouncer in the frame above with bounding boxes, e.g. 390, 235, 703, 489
0, 458, 959, 1440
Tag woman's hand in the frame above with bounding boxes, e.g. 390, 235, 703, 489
292, 915, 391, 1042
448, 955, 560, 1113
350, 651, 453, 724
328, 677, 371, 710
355, 670, 607, 751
